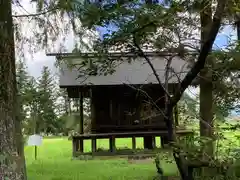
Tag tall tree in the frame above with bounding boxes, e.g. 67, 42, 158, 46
37, 66, 57, 135
0, 0, 24, 179
24, 77, 41, 135
16, 59, 29, 119
184, 1, 240, 155
72, 1, 228, 177
15, 59, 30, 180
199, 0, 214, 156
76, 0, 226, 136
0, 0, 96, 178
57, 88, 70, 115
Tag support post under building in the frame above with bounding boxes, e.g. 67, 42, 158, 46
79, 92, 84, 153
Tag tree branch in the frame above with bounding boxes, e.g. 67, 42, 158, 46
132, 34, 171, 98
170, 0, 227, 107
12, 8, 58, 18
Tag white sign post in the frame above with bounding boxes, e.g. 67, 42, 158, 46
27, 134, 43, 160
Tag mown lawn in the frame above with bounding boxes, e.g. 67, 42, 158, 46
25, 137, 178, 180
25, 131, 240, 180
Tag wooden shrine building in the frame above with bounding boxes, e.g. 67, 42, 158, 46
47, 52, 193, 157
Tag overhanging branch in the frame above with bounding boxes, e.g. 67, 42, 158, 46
170, 0, 227, 107
133, 34, 171, 98
12, 8, 58, 18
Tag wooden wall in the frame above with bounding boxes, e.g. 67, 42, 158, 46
90, 84, 176, 133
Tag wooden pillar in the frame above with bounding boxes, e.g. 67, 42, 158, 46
90, 89, 96, 133
132, 136, 136, 150
79, 92, 84, 153
91, 137, 97, 153
109, 136, 116, 153
109, 99, 113, 120
72, 138, 78, 157
79, 138, 84, 153
144, 136, 154, 149
79, 92, 84, 134
161, 136, 169, 148
152, 136, 156, 149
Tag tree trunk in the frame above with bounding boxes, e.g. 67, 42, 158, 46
199, 0, 214, 156
199, 2, 214, 178
0, 0, 26, 179
16, 77, 27, 180
199, 68, 213, 138
15, 114, 28, 180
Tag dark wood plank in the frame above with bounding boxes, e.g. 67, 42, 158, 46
109, 137, 116, 152
144, 136, 154, 149
90, 89, 97, 132
79, 92, 84, 134
72, 138, 78, 157
73, 130, 193, 139
97, 123, 166, 129
161, 136, 169, 148
132, 137, 136, 150
152, 136, 156, 149
79, 139, 84, 153
91, 138, 97, 153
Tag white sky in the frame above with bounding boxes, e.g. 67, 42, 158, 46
13, 1, 237, 98
13, 0, 86, 77
26, 34, 75, 78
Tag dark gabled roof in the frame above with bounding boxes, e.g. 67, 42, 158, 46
51, 52, 192, 86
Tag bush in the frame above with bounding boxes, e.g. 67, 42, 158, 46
154, 133, 240, 180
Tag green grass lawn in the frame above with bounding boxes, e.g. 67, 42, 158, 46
25, 131, 240, 180
25, 137, 178, 180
